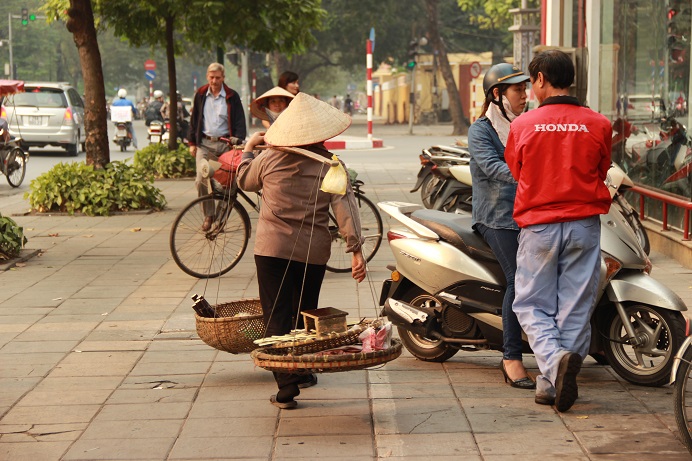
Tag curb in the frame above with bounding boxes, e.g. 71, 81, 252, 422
0, 248, 41, 271
324, 136, 384, 150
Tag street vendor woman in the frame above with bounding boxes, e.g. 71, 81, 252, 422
237, 93, 367, 409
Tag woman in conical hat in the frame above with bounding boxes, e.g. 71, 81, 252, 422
237, 93, 366, 409
250, 86, 295, 129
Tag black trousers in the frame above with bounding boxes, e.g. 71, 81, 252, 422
255, 255, 326, 390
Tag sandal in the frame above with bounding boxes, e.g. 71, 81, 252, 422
270, 394, 297, 409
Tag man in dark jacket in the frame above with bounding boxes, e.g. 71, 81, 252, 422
188, 63, 247, 230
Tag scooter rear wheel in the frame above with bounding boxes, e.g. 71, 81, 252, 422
396, 290, 458, 362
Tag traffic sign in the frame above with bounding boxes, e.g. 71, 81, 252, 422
145, 70, 156, 81
469, 61, 482, 78
144, 59, 156, 71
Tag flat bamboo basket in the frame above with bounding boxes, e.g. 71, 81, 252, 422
250, 338, 402, 374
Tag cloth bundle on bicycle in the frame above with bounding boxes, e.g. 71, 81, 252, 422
213, 149, 244, 188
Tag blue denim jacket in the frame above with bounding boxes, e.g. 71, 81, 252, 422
468, 116, 518, 231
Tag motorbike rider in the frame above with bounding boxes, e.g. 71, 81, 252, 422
111, 88, 138, 148
161, 91, 190, 140
505, 50, 612, 412
144, 90, 165, 127
468, 63, 535, 390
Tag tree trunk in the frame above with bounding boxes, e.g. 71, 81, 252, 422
66, 0, 109, 168
165, 14, 178, 151
425, 0, 467, 135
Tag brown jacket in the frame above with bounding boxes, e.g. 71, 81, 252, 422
236, 144, 362, 265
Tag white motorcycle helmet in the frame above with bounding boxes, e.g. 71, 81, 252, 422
153, 90, 163, 99
117, 88, 127, 98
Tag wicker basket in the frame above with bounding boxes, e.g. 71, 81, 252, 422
250, 338, 403, 374
195, 298, 265, 354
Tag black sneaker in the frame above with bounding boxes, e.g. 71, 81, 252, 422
554, 352, 582, 412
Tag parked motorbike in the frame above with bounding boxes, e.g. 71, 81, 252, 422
606, 162, 650, 254
429, 158, 472, 213
113, 121, 132, 152
148, 120, 165, 145
411, 144, 470, 208
161, 118, 189, 145
378, 200, 688, 387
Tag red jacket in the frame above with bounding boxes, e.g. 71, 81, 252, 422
505, 96, 612, 227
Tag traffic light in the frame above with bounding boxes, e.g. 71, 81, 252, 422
21, 8, 28, 26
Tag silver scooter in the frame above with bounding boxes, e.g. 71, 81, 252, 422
378, 201, 688, 387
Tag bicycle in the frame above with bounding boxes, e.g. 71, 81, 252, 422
673, 336, 692, 455
169, 146, 383, 278
0, 136, 28, 188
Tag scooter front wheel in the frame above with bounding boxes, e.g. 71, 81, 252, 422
396, 290, 458, 362
601, 304, 685, 387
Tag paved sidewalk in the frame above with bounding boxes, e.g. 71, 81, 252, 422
1, 142, 692, 460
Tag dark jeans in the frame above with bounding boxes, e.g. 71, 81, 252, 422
255, 255, 326, 390
476, 224, 523, 361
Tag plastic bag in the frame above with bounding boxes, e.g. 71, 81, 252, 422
213, 149, 243, 188
359, 322, 392, 353
320, 155, 348, 195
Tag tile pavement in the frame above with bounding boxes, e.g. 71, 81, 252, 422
1, 127, 692, 459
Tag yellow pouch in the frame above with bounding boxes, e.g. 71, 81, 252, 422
320, 155, 348, 195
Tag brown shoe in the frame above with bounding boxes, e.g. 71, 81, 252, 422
555, 352, 582, 412
201, 216, 213, 231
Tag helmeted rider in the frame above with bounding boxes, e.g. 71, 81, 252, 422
144, 90, 165, 126
111, 88, 138, 148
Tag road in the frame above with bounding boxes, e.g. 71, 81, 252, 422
1, 117, 461, 198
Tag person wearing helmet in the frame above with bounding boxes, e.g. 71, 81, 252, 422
111, 88, 138, 148
468, 63, 534, 390
144, 90, 165, 126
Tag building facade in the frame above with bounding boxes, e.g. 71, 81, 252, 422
542, 0, 691, 230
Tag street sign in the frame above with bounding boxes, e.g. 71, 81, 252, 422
369, 27, 376, 52
469, 61, 482, 78
145, 70, 156, 81
144, 59, 156, 71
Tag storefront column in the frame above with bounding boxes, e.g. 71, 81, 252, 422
585, 0, 601, 112
544, 0, 563, 46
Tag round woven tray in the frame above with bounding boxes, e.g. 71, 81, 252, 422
267, 325, 365, 355
250, 338, 403, 374
195, 298, 264, 354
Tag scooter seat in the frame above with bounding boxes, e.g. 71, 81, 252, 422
410, 209, 497, 263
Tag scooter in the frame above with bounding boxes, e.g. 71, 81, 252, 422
606, 162, 650, 254
113, 121, 132, 152
148, 120, 165, 145
378, 200, 688, 387
430, 160, 472, 213
411, 144, 470, 208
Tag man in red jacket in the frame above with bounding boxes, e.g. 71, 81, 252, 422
504, 50, 612, 412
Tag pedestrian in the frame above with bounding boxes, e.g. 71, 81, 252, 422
111, 88, 138, 148
468, 63, 534, 390
344, 94, 353, 115
504, 50, 612, 412
237, 93, 366, 409
188, 63, 247, 231
329, 95, 341, 110
250, 86, 295, 129
278, 71, 300, 96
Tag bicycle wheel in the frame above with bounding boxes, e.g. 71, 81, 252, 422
6, 148, 26, 187
326, 193, 383, 273
170, 194, 251, 278
674, 346, 692, 453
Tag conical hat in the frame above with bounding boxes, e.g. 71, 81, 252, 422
250, 86, 295, 121
264, 93, 351, 147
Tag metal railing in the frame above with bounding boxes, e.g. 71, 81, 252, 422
631, 185, 692, 240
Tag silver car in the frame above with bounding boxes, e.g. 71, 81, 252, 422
2, 82, 86, 156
